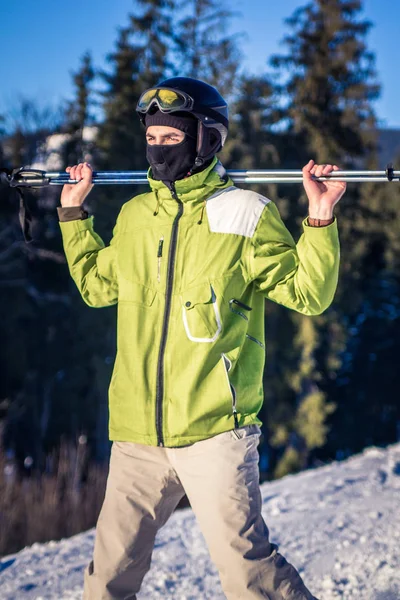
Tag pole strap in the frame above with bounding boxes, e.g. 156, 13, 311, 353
16, 188, 33, 243
0, 167, 44, 243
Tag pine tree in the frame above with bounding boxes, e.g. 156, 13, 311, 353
63, 51, 95, 165
270, 0, 379, 164
129, 0, 176, 88
174, 0, 242, 99
96, 26, 146, 174
266, 0, 382, 476
97, 0, 175, 174
221, 75, 279, 173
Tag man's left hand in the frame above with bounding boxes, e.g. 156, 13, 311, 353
302, 159, 347, 219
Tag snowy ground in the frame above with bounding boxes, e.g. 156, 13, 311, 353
0, 442, 399, 600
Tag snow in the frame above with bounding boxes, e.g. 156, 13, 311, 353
1, 442, 399, 599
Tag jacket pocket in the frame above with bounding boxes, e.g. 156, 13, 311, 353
229, 298, 252, 321
245, 333, 265, 349
118, 279, 157, 306
180, 283, 222, 343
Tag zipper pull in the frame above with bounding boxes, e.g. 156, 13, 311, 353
157, 236, 164, 282
167, 180, 179, 201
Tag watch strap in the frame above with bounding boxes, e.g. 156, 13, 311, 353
307, 216, 334, 227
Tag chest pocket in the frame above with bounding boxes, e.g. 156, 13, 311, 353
180, 283, 222, 343
116, 228, 160, 286
118, 278, 157, 306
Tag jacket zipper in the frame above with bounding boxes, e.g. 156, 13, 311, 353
157, 236, 164, 282
222, 353, 239, 429
155, 183, 183, 446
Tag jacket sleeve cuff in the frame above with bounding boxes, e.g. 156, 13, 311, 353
300, 215, 339, 251
57, 206, 88, 222
59, 215, 95, 235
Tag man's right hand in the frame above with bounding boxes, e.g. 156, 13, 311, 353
60, 162, 94, 207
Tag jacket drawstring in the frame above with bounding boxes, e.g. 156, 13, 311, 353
153, 190, 161, 216
197, 199, 206, 225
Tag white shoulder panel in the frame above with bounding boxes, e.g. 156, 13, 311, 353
206, 186, 271, 238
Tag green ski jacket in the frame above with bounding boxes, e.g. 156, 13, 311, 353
59, 158, 340, 447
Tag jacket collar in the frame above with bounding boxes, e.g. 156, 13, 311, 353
147, 158, 233, 203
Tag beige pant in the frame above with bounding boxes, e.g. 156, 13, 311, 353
83, 425, 316, 600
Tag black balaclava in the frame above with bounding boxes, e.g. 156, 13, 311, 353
145, 111, 199, 183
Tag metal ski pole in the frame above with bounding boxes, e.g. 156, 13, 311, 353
2, 165, 399, 187
1, 164, 398, 244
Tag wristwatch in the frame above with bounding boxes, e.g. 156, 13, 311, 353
307, 216, 334, 227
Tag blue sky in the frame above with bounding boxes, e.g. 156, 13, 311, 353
0, 0, 398, 128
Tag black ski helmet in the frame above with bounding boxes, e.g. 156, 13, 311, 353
136, 77, 229, 170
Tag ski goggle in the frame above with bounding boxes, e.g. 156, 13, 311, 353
136, 87, 195, 114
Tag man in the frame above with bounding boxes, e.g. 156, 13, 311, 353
58, 77, 345, 600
